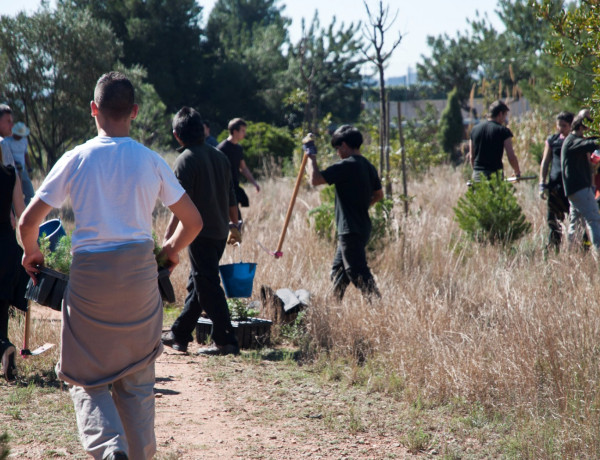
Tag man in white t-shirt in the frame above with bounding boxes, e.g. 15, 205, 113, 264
0, 104, 14, 166
19, 72, 203, 460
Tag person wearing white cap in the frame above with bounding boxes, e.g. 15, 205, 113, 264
1, 121, 34, 205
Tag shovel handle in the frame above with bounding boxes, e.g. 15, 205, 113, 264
21, 302, 31, 357
275, 154, 309, 256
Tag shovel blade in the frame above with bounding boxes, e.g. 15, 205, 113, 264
31, 343, 55, 355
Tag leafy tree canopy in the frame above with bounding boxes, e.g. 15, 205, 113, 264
0, 3, 117, 170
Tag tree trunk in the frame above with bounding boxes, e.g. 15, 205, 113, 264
378, 64, 386, 181
385, 100, 392, 197
397, 100, 408, 216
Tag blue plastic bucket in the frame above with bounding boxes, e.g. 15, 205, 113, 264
219, 262, 257, 298
39, 219, 66, 252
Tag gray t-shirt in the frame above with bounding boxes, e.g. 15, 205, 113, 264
174, 143, 237, 240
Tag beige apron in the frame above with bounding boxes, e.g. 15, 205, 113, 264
56, 241, 163, 387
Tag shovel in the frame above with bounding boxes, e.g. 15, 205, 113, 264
20, 302, 55, 357
271, 133, 315, 258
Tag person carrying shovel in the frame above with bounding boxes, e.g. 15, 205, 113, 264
305, 125, 383, 301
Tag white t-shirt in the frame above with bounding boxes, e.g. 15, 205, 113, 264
0, 136, 15, 166
1, 136, 27, 166
37, 136, 185, 253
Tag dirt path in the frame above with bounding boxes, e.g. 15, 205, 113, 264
153, 347, 413, 460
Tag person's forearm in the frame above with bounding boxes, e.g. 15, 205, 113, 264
164, 194, 202, 253
229, 205, 240, 224
18, 197, 52, 253
164, 214, 179, 242
540, 145, 551, 183
241, 167, 258, 187
307, 156, 326, 186
507, 153, 520, 175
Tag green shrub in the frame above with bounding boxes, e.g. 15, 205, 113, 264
367, 198, 394, 251
453, 173, 531, 245
227, 298, 258, 321
308, 185, 336, 242
225, 121, 295, 177
39, 234, 72, 274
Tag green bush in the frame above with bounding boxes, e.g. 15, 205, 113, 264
308, 185, 336, 242
453, 173, 531, 245
227, 298, 258, 321
39, 234, 72, 274
367, 198, 394, 251
217, 121, 295, 177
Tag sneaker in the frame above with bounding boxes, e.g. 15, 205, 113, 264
1, 343, 16, 381
196, 343, 240, 356
161, 331, 188, 353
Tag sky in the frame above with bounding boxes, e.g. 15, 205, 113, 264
2, 0, 505, 78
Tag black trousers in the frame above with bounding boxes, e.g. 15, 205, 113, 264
331, 233, 380, 301
0, 299, 9, 340
547, 184, 570, 249
171, 236, 238, 347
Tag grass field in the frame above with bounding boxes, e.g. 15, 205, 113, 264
3, 111, 600, 458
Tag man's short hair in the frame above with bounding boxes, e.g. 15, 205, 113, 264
228, 118, 247, 134
488, 100, 509, 118
572, 109, 593, 132
557, 111, 574, 124
173, 107, 205, 146
331, 125, 363, 150
94, 71, 135, 120
0, 104, 12, 119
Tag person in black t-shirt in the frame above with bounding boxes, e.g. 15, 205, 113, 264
306, 125, 383, 301
470, 100, 521, 181
216, 118, 260, 224
539, 111, 574, 250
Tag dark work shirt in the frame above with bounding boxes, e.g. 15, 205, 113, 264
321, 155, 382, 238
217, 139, 243, 186
561, 133, 599, 197
173, 143, 237, 240
547, 133, 565, 186
471, 120, 513, 172
0, 165, 16, 234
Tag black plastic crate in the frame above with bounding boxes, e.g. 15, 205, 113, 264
196, 317, 272, 349
25, 267, 68, 311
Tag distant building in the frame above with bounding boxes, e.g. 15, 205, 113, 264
364, 97, 532, 125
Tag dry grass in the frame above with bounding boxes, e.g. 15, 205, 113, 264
6, 112, 600, 457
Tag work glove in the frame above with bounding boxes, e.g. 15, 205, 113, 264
227, 226, 242, 245
302, 133, 317, 156
539, 183, 548, 200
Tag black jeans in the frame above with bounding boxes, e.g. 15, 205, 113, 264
0, 299, 9, 340
171, 236, 238, 347
331, 233, 380, 301
547, 184, 570, 249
